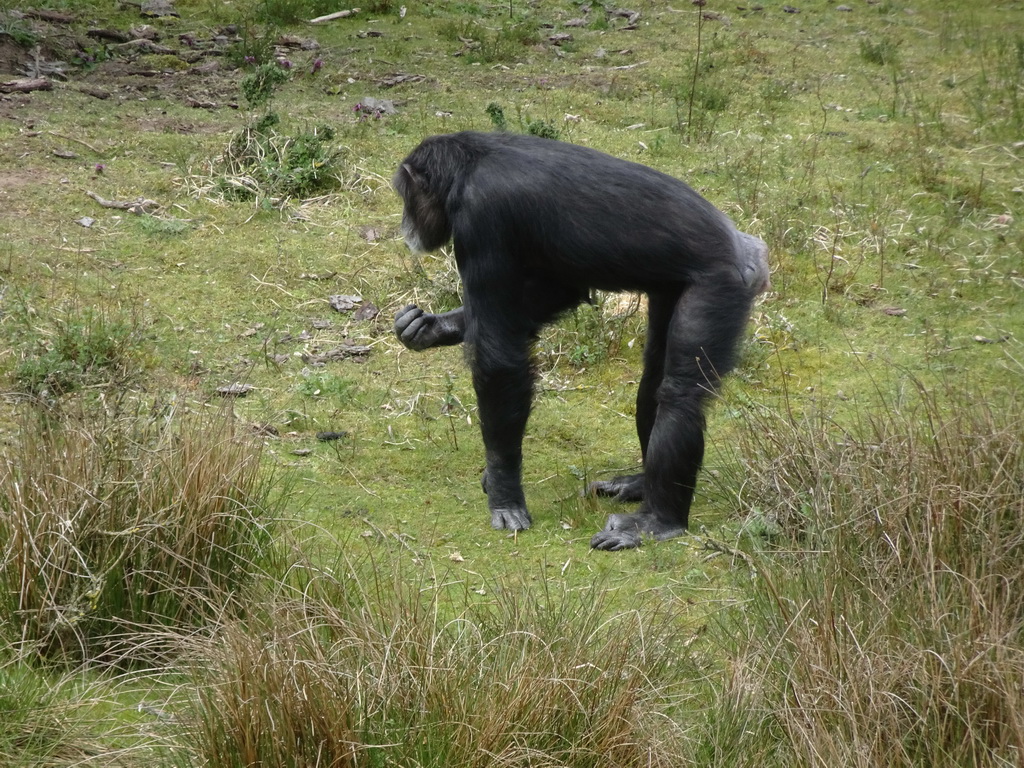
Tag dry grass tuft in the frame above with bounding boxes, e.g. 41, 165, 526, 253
0, 404, 282, 667
704, 380, 1024, 766
180, 561, 690, 767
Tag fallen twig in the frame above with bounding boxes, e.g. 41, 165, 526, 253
698, 526, 758, 578
48, 131, 102, 154
307, 8, 360, 23
0, 77, 52, 94
86, 190, 160, 214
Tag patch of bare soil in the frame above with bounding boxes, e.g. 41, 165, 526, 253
0, 92, 32, 119
0, 170, 39, 191
0, 36, 25, 76
0, 8, 249, 113
76, 59, 241, 114
0, 169, 58, 222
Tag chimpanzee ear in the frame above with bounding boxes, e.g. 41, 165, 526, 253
396, 163, 423, 192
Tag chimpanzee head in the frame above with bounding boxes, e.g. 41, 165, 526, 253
392, 162, 452, 253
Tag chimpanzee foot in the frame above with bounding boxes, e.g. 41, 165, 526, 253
586, 473, 645, 502
491, 506, 532, 531
589, 512, 686, 551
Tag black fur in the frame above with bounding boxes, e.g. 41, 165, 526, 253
393, 132, 769, 550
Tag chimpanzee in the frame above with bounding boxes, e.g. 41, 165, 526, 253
392, 132, 769, 550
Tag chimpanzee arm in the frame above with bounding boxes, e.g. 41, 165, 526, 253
395, 279, 586, 352
394, 304, 466, 350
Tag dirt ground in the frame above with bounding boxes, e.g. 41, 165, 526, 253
0, 7, 249, 118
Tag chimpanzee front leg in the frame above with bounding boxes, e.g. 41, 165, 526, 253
454, 261, 537, 531
476, 375, 532, 531
394, 305, 465, 350
467, 324, 534, 531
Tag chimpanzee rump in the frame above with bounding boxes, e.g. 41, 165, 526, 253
392, 131, 769, 551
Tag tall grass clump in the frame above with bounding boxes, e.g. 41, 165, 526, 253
178, 561, 689, 767
0, 405, 282, 666
700, 381, 1024, 767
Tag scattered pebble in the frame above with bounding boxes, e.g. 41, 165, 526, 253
316, 430, 349, 442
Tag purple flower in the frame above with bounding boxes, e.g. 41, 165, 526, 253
312, 58, 323, 73
244, 55, 256, 65
278, 58, 292, 69
94, 163, 105, 174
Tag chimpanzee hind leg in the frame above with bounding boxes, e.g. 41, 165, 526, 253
590, 277, 756, 550
586, 291, 678, 502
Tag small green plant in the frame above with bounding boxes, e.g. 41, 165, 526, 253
484, 102, 560, 139
13, 307, 146, 398
198, 61, 346, 203
296, 370, 356, 401
70, 44, 111, 70
213, 120, 344, 202
485, 102, 508, 131
225, 20, 278, 67
860, 36, 900, 65
0, 19, 38, 48
524, 117, 560, 139
240, 62, 291, 110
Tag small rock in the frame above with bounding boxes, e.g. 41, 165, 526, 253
356, 96, 397, 116
353, 302, 379, 321
189, 59, 221, 75
329, 294, 363, 312
359, 225, 383, 242
87, 28, 131, 44
141, 0, 178, 18
316, 430, 348, 442
216, 382, 254, 397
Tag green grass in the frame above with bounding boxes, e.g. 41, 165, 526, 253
0, 0, 1021, 764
